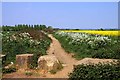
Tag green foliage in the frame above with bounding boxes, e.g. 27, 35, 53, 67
49, 70, 57, 74
25, 71, 33, 76
69, 61, 120, 80
2, 67, 16, 74
54, 32, 120, 59
2, 29, 51, 68
2, 24, 53, 32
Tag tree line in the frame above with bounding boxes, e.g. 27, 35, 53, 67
2, 24, 53, 31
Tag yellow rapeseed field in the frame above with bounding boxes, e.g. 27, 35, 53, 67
60, 30, 120, 36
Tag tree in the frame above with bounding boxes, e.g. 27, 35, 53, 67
48, 26, 53, 29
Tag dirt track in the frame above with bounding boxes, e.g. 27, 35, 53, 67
42, 34, 116, 78
45, 34, 78, 78
3, 34, 116, 78
2, 34, 78, 78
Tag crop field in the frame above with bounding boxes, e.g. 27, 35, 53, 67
1, 29, 51, 68
54, 30, 120, 59
60, 30, 120, 36
1, 26, 120, 79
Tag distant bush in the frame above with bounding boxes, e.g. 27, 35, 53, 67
69, 61, 120, 80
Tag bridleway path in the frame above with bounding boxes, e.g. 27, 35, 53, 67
46, 34, 78, 78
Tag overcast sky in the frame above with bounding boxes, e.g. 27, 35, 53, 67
2, 2, 118, 29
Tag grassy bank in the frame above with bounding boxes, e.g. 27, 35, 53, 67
54, 31, 120, 59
